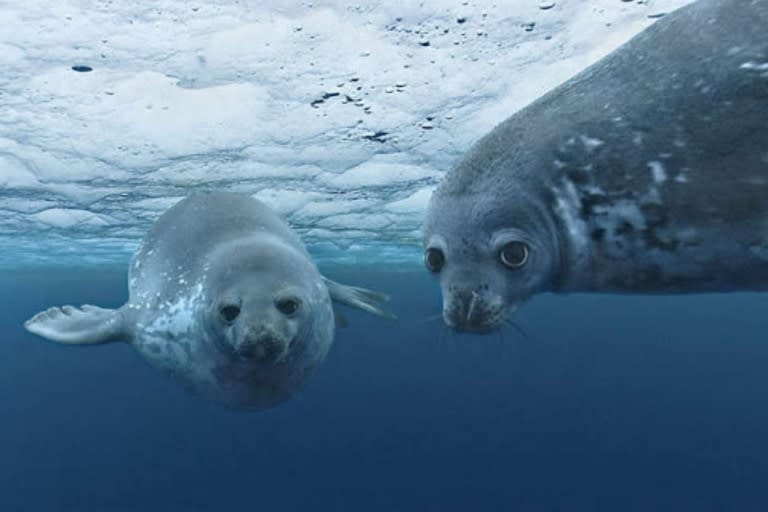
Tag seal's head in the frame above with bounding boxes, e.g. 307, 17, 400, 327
202, 235, 334, 407
423, 183, 562, 333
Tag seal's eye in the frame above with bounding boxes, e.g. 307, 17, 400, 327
424, 247, 445, 273
219, 304, 241, 323
275, 297, 300, 316
499, 241, 529, 268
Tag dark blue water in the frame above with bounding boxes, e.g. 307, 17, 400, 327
3, 266, 768, 511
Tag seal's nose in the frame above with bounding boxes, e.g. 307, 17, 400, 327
443, 288, 505, 333
237, 330, 289, 363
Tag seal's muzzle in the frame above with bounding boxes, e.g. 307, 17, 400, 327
443, 288, 506, 333
235, 328, 290, 363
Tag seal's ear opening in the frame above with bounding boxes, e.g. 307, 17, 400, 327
323, 277, 396, 320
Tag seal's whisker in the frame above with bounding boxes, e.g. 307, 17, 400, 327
504, 317, 529, 340
432, 318, 447, 346
421, 313, 444, 323
495, 328, 506, 349
466, 291, 478, 324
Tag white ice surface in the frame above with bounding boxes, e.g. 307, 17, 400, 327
0, 0, 692, 268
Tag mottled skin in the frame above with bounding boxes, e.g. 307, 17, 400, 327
126, 192, 334, 409
25, 192, 392, 410
424, 0, 768, 332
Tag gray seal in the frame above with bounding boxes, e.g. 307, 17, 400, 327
423, 0, 768, 332
25, 192, 393, 409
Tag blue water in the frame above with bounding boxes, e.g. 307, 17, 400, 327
3, 266, 768, 511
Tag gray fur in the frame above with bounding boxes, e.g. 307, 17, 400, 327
25, 192, 393, 410
424, 0, 768, 332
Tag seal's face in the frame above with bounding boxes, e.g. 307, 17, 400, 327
203, 243, 332, 369
212, 276, 307, 364
423, 192, 560, 333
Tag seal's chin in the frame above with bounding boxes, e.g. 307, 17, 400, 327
442, 291, 512, 333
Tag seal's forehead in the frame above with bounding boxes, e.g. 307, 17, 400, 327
204, 242, 321, 296
424, 191, 517, 239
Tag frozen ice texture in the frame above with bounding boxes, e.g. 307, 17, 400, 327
0, 0, 692, 267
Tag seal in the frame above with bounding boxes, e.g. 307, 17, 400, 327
25, 191, 394, 409
423, 0, 768, 333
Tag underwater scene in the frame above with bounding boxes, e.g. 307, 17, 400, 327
5, 268, 768, 510
3, 0, 768, 510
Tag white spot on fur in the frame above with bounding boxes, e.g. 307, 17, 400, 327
648, 161, 667, 184
595, 200, 647, 230
553, 180, 589, 284
694, 79, 711, 94
580, 135, 604, 152
741, 61, 768, 71
145, 284, 203, 337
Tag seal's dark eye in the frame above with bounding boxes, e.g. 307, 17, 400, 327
499, 241, 529, 268
424, 248, 445, 273
219, 305, 241, 323
276, 298, 300, 316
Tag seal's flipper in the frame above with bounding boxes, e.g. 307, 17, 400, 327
24, 305, 128, 345
323, 278, 396, 319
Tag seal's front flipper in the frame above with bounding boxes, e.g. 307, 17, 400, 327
323, 278, 396, 320
24, 305, 128, 345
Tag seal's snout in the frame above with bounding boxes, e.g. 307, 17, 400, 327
444, 288, 506, 333
237, 329, 290, 363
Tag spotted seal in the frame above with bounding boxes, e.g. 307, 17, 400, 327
25, 192, 393, 409
423, 0, 768, 332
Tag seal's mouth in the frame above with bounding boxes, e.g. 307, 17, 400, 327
213, 324, 294, 365
234, 333, 293, 364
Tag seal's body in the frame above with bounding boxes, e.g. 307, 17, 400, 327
25, 192, 393, 409
423, 0, 768, 332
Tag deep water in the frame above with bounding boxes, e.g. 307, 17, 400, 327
3, 266, 768, 511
